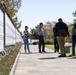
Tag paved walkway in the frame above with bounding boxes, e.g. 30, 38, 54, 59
14, 45, 76, 75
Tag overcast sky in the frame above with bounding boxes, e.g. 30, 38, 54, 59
17, 0, 76, 32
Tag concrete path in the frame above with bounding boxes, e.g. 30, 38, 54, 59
14, 45, 76, 75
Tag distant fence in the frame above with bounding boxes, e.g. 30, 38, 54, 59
0, 3, 22, 52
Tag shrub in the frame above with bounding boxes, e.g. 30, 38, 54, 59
0, 43, 22, 75
32, 41, 38, 45
45, 39, 54, 45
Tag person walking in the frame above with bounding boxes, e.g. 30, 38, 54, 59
54, 18, 69, 57
53, 27, 59, 53
72, 23, 76, 55
38, 22, 47, 53
23, 26, 30, 53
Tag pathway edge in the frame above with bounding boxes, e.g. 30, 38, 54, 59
9, 45, 23, 75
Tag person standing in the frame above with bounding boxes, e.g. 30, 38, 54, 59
53, 27, 59, 53
72, 23, 76, 55
38, 22, 47, 53
23, 26, 30, 53
55, 18, 69, 57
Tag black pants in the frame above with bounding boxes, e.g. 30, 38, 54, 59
39, 35, 45, 52
72, 35, 76, 55
54, 38, 59, 51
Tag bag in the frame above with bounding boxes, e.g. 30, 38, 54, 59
59, 29, 68, 37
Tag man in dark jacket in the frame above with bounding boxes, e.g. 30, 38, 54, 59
55, 18, 69, 57
53, 27, 59, 53
72, 23, 76, 55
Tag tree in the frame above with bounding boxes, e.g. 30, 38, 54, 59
30, 28, 38, 39
46, 21, 56, 28
7, 7, 16, 17
16, 21, 22, 29
43, 25, 53, 39
0, 0, 22, 28
66, 23, 73, 42
30, 22, 54, 40
0, 0, 21, 11
0, 0, 21, 19
10, 0, 21, 11
72, 10, 76, 23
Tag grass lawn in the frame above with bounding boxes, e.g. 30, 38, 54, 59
46, 45, 54, 50
46, 44, 76, 58
0, 43, 22, 75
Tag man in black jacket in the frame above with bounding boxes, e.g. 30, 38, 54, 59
55, 18, 69, 57
53, 27, 59, 53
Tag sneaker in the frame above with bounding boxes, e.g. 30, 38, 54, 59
58, 54, 66, 57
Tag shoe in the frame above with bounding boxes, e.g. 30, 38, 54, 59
25, 52, 27, 54
58, 54, 66, 57
28, 51, 31, 54
25, 51, 27, 53
39, 51, 42, 53
57, 49, 59, 52
54, 50, 56, 53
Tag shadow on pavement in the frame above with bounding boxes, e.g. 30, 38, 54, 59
38, 57, 57, 60
44, 52, 55, 54
67, 57, 76, 59
20, 52, 54, 54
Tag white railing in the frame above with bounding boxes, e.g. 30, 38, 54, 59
0, 4, 22, 52
0, 9, 4, 52
5, 13, 16, 45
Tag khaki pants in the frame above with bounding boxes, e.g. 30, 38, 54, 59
57, 36, 65, 54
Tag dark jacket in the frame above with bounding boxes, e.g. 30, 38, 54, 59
54, 22, 69, 37
72, 27, 76, 41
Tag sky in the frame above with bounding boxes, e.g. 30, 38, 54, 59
17, 0, 76, 32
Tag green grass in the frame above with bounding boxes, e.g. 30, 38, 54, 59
0, 43, 22, 75
46, 44, 76, 58
46, 45, 54, 50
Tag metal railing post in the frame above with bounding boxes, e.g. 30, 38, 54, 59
3, 11, 5, 48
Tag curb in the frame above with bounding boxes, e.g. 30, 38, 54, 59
9, 45, 23, 75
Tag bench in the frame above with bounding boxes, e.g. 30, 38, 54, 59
64, 43, 72, 53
